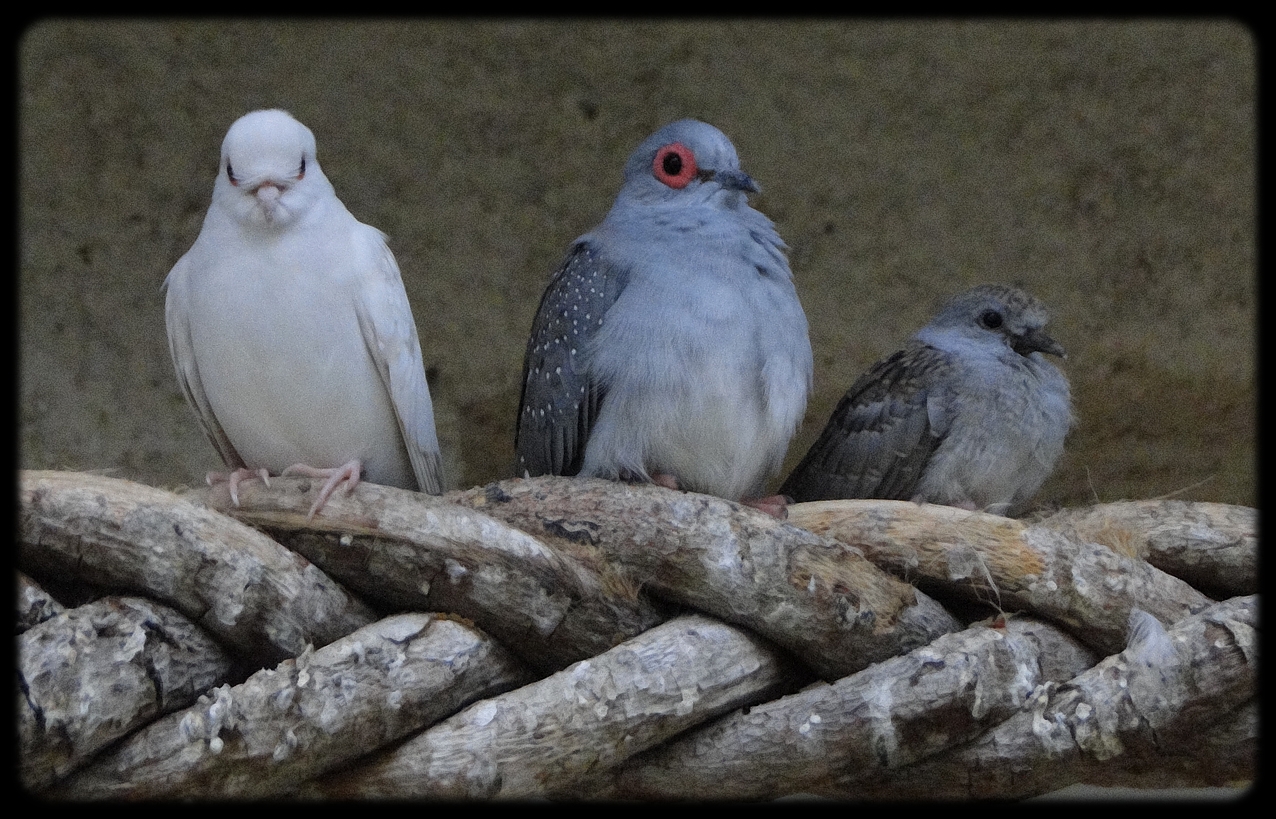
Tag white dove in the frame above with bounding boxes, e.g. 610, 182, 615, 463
780, 283, 1073, 517
165, 109, 442, 517
515, 119, 813, 517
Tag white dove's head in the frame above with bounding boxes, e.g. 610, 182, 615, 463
213, 109, 331, 230
920, 284, 1066, 361
618, 118, 761, 207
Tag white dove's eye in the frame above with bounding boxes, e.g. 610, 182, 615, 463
226, 163, 238, 186
979, 309, 1004, 330
297, 156, 306, 180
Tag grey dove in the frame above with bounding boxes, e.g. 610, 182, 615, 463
165, 109, 443, 517
515, 119, 812, 516
779, 283, 1072, 516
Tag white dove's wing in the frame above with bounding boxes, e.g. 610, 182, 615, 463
163, 253, 247, 471
353, 227, 444, 494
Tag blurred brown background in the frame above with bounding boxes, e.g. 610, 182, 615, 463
18, 19, 1256, 512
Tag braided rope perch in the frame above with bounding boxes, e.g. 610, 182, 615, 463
18, 469, 1256, 800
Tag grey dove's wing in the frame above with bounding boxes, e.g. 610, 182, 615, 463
516, 242, 629, 478
163, 255, 248, 472
780, 342, 955, 502
354, 229, 444, 494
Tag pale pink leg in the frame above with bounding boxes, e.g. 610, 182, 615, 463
207, 467, 271, 507
649, 473, 787, 519
742, 493, 789, 520
282, 460, 363, 519
650, 472, 681, 491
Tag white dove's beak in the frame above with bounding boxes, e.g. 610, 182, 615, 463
253, 181, 285, 204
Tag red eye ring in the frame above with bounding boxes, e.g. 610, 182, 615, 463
652, 142, 697, 189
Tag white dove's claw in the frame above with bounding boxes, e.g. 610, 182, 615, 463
281, 460, 362, 519
205, 466, 271, 507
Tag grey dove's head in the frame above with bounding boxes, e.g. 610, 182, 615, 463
213, 109, 332, 230
618, 119, 761, 207
918, 284, 1066, 361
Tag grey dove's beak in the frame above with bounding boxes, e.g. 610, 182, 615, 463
713, 169, 761, 193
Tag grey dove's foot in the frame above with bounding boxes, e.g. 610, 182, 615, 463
650, 473, 682, 491
742, 494, 789, 520
282, 460, 363, 519
648, 473, 789, 519
207, 467, 271, 507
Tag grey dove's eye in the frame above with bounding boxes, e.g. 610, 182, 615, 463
652, 142, 697, 189
979, 309, 1004, 330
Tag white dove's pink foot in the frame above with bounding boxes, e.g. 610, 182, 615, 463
282, 460, 363, 519
207, 467, 271, 507
742, 494, 789, 520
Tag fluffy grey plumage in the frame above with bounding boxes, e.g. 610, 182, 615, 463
165, 109, 443, 515
780, 283, 1072, 516
516, 119, 813, 504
